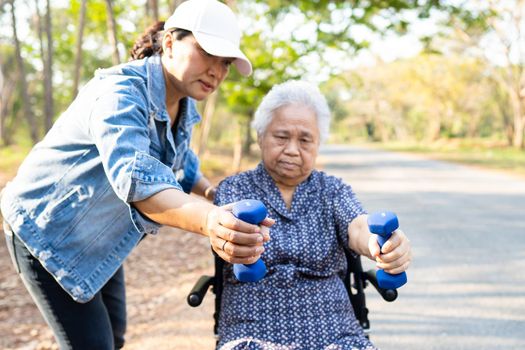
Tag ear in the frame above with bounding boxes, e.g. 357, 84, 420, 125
162, 32, 173, 57
257, 133, 263, 149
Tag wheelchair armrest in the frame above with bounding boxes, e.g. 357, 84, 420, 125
363, 269, 398, 302
187, 275, 214, 307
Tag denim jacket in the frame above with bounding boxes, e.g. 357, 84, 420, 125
0, 55, 202, 302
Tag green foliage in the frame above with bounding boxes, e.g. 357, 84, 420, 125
212, 0, 439, 149
221, 31, 305, 118
329, 53, 509, 144
2, 0, 519, 155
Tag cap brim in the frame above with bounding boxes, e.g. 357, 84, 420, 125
193, 31, 252, 76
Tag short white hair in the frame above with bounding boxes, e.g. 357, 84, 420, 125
252, 80, 331, 143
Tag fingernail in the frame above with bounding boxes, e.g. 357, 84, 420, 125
257, 235, 263, 242
256, 247, 264, 254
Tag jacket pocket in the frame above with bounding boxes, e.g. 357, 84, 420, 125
41, 186, 88, 223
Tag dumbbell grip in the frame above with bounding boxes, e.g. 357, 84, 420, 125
232, 200, 268, 282
368, 211, 407, 290
376, 234, 390, 251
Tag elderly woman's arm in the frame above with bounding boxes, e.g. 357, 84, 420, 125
348, 214, 412, 274
191, 176, 216, 201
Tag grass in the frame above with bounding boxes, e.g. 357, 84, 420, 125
374, 139, 525, 178
0, 144, 31, 178
1, 138, 524, 183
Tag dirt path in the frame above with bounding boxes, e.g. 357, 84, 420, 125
0, 224, 217, 350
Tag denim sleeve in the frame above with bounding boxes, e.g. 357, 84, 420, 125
176, 149, 203, 193
88, 83, 182, 204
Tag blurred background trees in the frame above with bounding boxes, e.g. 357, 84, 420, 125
0, 0, 523, 172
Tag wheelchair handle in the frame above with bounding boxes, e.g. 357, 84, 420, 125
364, 269, 398, 302
232, 200, 268, 282
187, 275, 214, 307
367, 211, 407, 290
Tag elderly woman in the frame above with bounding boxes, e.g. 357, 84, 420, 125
214, 80, 411, 350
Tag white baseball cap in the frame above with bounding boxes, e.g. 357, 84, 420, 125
164, 0, 252, 76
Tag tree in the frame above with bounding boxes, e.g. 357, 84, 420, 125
104, 0, 120, 65
35, 0, 54, 131
195, 91, 218, 157
219, 30, 305, 169
0, 52, 17, 146
0, 0, 451, 152
245, 0, 445, 77
440, 0, 525, 148
9, 0, 39, 144
215, 0, 447, 161
72, 0, 87, 99
331, 54, 498, 143
146, 0, 159, 22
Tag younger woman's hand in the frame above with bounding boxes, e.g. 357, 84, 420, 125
206, 205, 273, 264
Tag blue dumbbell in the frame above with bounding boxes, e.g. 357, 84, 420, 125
367, 211, 407, 289
231, 200, 268, 282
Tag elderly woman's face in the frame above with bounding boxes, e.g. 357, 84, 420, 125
259, 104, 320, 185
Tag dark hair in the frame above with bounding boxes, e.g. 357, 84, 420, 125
129, 21, 192, 61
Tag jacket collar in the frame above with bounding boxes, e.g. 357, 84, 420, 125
145, 55, 166, 120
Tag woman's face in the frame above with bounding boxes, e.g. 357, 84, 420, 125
259, 104, 320, 187
162, 33, 234, 101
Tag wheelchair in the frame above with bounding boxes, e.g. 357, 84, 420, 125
187, 249, 398, 342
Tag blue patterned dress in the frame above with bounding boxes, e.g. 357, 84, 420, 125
214, 163, 378, 350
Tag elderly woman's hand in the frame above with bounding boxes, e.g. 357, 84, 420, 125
368, 229, 411, 275
206, 204, 273, 264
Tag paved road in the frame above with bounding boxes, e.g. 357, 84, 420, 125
319, 145, 525, 350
